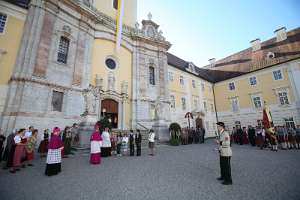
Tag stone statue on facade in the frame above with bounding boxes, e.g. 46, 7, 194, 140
83, 84, 99, 115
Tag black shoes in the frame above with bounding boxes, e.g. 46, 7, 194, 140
221, 181, 232, 185
217, 177, 224, 181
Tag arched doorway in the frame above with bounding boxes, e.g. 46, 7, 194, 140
101, 99, 118, 128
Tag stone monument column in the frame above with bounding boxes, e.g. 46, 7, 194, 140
78, 84, 100, 148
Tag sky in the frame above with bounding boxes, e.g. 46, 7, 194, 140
137, 0, 300, 67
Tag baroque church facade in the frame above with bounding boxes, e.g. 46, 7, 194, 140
0, 0, 300, 141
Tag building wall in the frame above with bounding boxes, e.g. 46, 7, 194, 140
93, 0, 137, 27
0, 1, 26, 114
214, 59, 300, 130
168, 65, 217, 137
91, 38, 133, 128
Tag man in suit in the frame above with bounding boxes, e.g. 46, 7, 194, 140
216, 122, 233, 185
135, 130, 142, 156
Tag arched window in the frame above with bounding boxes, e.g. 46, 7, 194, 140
149, 66, 155, 85
113, 0, 118, 10
57, 36, 70, 64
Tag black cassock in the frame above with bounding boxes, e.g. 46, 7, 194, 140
129, 134, 135, 156
135, 133, 142, 156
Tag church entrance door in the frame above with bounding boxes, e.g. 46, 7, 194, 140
101, 99, 118, 129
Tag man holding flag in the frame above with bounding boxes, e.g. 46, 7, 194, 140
262, 101, 278, 151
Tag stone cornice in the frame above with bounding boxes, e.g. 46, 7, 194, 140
9, 76, 84, 92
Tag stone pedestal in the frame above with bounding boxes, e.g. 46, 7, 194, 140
152, 120, 169, 142
77, 114, 98, 149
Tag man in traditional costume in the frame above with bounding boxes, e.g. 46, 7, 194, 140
12, 129, 26, 173
262, 103, 278, 151
90, 122, 102, 164
45, 127, 64, 176
216, 122, 232, 185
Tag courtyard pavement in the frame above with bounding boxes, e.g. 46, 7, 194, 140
0, 140, 300, 200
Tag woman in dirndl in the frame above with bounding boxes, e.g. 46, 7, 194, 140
45, 127, 64, 176
25, 129, 38, 166
12, 129, 26, 173
90, 122, 102, 164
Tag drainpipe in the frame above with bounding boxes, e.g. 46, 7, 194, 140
212, 83, 219, 123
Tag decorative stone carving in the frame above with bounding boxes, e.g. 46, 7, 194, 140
83, 84, 99, 115
147, 13, 152, 20
95, 74, 103, 90
121, 81, 128, 95
107, 72, 115, 91
62, 25, 72, 36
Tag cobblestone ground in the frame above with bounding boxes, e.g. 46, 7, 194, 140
0, 140, 300, 200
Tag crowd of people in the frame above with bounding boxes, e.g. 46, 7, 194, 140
180, 127, 206, 145
230, 125, 300, 151
0, 122, 157, 176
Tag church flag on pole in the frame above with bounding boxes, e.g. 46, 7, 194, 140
262, 101, 275, 136
116, 0, 124, 51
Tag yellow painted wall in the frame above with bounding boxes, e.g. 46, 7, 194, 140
0, 15, 25, 84
91, 39, 132, 125
94, 0, 137, 27
168, 65, 215, 110
214, 66, 294, 112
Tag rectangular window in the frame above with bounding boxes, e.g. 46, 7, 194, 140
249, 76, 257, 86
231, 98, 239, 112
210, 103, 214, 112
57, 36, 70, 64
193, 99, 198, 109
201, 83, 205, 91
113, 0, 118, 10
52, 91, 64, 112
0, 13, 7, 33
229, 82, 235, 90
180, 76, 184, 85
192, 80, 196, 88
170, 95, 175, 109
273, 70, 283, 80
181, 97, 186, 110
168, 72, 173, 82
149, 66, 155, 85
203, 101, 207, 112
278, 91, 289, 105
252, 96, 262, 108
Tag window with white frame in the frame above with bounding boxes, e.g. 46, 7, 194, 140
170, 95, 175, 109
0, 13, 7, 33
210, 103, 214, 112
231, 97, 239, 112
201, 83, 205, 91
181, 97, 186, 110
57, 36, 70, 64
229, 82, 235, 90
203, 101, 207, 112
192, 80, 196, 88
168, 72, 173, 82
180, 76, 184, 85
193, 99, 198, 110
249, 76, 257, 86
252, 96, 262, 109
205, 121, 209, 130
273, 70, 283, 80
278, 91, 289, 105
